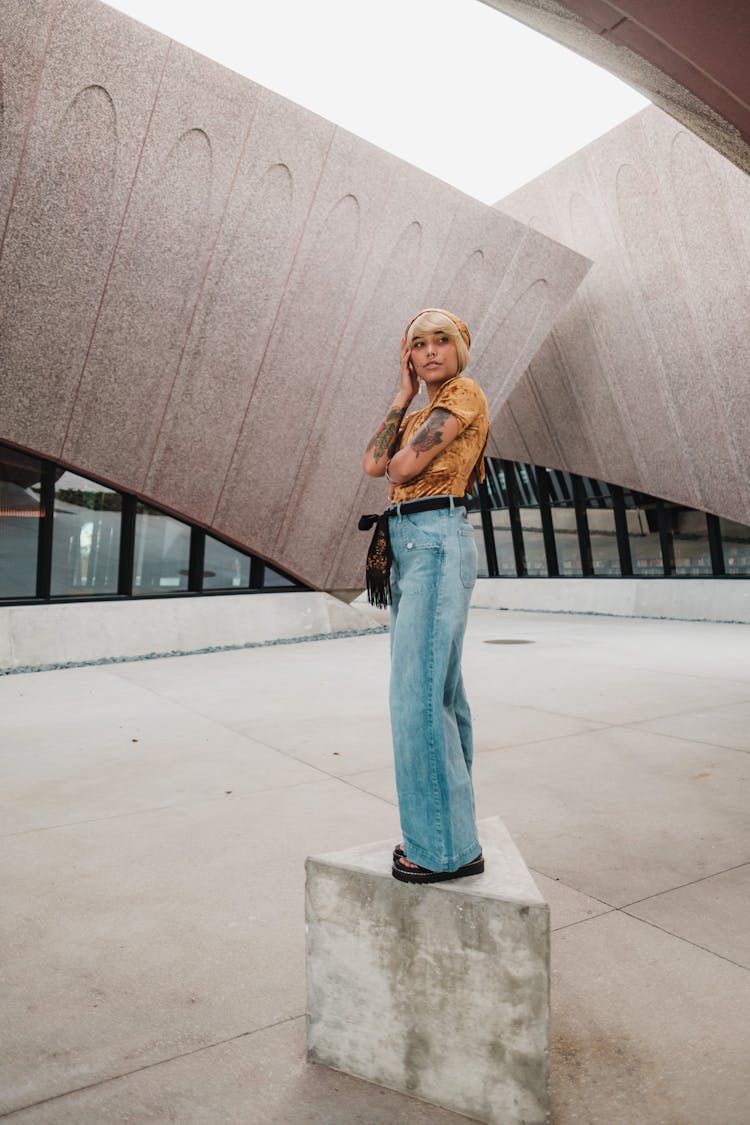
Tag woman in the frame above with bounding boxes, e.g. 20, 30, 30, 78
362, 308, 489, 883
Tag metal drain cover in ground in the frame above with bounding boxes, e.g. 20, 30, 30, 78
484, 639, 534, 645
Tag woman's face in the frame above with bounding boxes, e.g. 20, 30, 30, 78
409, 330, 459, 388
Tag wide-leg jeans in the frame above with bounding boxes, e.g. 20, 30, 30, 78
388, 498, 481, 871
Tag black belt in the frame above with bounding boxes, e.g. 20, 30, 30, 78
357, 496, 468, 608
358, 496, 467, 533
386, 495, 467, 517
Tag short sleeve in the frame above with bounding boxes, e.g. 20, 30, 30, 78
432, 378, 485, 433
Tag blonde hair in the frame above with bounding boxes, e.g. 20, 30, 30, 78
405, 308, 470, 374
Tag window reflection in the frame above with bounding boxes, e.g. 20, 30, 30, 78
133, 504, 190, 594
51, 472, 121, 596
587, 507, 620, 576
0, 448, 42, 599
263, 563, 294, 588
479, 457, 750, 582
518, 516, 548, 577
549, 505, 583, 576
671, 511, 713, 576
720, 518, 750, 575
203, 535, 250, 590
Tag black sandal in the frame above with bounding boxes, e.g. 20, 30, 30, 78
392, 852, 484, 884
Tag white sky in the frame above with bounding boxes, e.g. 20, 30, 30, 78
103, 0, 648, 204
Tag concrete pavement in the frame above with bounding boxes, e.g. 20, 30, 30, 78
1, 607, 749, 1123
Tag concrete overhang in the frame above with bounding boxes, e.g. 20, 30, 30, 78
480, 1, 750, 181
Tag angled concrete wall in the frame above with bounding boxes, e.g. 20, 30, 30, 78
0, 0, 589, 592
496, 105, 750, 527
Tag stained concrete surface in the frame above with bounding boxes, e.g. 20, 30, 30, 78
306, 819, 549, 1124
1, 607, 749, 1123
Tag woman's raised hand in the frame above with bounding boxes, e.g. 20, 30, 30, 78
362, 336, 417, 476
399, 335, 419, 405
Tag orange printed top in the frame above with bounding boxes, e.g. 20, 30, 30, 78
390, 376, 489, 503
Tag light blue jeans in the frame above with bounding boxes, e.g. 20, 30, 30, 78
388, 498, 481, 871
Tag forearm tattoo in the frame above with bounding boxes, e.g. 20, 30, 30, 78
409, 408, 452, 458
366, 405, 406, 461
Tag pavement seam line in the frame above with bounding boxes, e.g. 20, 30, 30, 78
527, 867, 617, 911
619, 724, 750, 755
550, 904, 750, 971
619, 859, 750, 909
615, 911, 750, 972
0, 776, 337, 840
0, 1013, 304, 1119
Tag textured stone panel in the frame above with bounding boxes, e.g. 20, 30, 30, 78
664, 127, 750, 494
62, 42, 257, 490
323, 207, 589, 590
0, 0, 168, 455
306, 817, 550, 1125
212, 129, 375, 564
144, 88, 335, 528
498, 105, 750, 526
322, 195, 531, 588
0, 1, 589, 590
279, 170, 470, 586
0, 0, 54, 236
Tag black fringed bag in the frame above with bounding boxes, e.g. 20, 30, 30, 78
358, 511, 392, 608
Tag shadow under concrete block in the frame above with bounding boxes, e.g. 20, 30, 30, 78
305, 816, 550, 1124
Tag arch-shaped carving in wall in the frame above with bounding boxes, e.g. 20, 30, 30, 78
0, 84, 118, 451
145, 160, 296, 523
213, 191, 363, 556
63, 126, 214, 483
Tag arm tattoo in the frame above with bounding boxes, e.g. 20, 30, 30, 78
365, 406, 406, 461
409, 408, 452, 458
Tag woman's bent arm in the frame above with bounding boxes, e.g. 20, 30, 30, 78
386, 407, 460, 484
362, 336, 418, 476
362, 396, 411, 477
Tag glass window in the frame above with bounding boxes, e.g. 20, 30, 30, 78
720, 518, 750, 576
51, 472, 121, 596
624, 504, 665, 576
517, 512, 546, 576
671, 511, 713, 577
487, 510, 523, 577
586, 506, 621, 576
132, 504, 190, 595
263, 563, 295, 588
468, 513, 489, 578
203, 535, 250, 590
549, 503, 583, 576
0, 447, 43, 599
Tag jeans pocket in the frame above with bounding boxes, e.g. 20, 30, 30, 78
459, 526, 477, 588
402, 513, 442, 549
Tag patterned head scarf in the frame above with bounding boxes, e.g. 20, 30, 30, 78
405, 308, 471, 349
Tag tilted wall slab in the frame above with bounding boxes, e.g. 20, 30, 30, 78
0, 0, 169, 458
0, 0, 589, 592
306, 816, 550, 1125
497, 105, 750, 528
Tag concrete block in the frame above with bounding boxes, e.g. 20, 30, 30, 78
0, 591, 379, 672
470, 576, 750, 623
305, 816, 550, 1125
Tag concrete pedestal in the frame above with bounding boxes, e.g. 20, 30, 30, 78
305, 816, 550, 1124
